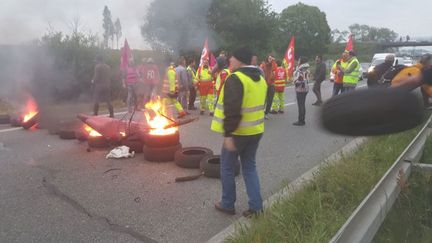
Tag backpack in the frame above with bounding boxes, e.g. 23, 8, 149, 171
378, 65, 406, 86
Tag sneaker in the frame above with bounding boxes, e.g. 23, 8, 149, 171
278, 110, 284, 114
200, 111, 205, 115
214, 202, 235, 215
242, 209, 263, 218
269, 110, 278, 114
293, 121, 305, 126
312, 101, 322, 106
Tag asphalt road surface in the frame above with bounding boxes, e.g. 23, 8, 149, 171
0, 80, 366, 243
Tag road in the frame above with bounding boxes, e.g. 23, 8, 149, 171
0, 80, 366, 243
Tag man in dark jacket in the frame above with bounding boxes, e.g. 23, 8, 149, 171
92, 55, 113, 117
367, 54, 394, 87
312, 55, 326, 105
211, 48, 267, 217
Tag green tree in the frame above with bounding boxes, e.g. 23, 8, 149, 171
114, 18, 122, 49
348, 23, 398, 42
102, 6, 114, 48
278, 3, 331, 58
207, 0, 277, 57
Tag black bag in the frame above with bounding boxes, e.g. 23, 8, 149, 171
378, 65, 406, 86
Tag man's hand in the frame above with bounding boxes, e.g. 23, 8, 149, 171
223, 137, 237, 151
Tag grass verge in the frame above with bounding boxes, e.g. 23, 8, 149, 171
227, 128, 420, 243
372, 137, 432, 243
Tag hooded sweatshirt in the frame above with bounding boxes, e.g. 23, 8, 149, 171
222, 66, 265, 137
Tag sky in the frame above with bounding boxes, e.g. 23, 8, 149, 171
1, 0, 431, 49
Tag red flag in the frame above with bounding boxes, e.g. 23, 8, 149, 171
345, 34, 354, 51
284, 36, 296, 78
199, 38, 209, 67
209, 52, 217, 69
120, 39, 131, 71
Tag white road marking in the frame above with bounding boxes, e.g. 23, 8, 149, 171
0, 127, 22, 133
284, 102, 296, 107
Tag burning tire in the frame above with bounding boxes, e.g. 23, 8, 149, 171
200, 155, 240, 179
122, 138, 144, 153
143, 143, 182, 162
75, 130, 88, 141
174, 147, 214, 168
88, 136, 109, 148
321, 88, 424, 136
0, 114, 10, 124
22, 118, 38, 129
144, 131, 180, 148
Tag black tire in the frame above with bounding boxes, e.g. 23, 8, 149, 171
10, 118, 22, 127
75, 130, 88, 141
200, 155, 240, 179
144, 131, 179, 148
174, 147, 213, 168
0, 114, 10, 124
22, 119, 37, 130
58, 129, 77, 140
88, 136, 109, 148
143, 143, 182, 162
122, 138, 144, 153
321, 87, 424, 136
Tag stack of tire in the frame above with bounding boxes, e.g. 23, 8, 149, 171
143, 131, 182, 162
174, 147, 240, 179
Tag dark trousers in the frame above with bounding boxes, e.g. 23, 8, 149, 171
93, 86, 113, 117
220, 134, 263, 211
265, 85, 275, 114
296, 92, 307, 122
188, 86, 197, 109
312, 80, 323, 102
332, 83, 343, 96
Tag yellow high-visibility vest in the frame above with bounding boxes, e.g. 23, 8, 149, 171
211, 71, 267, 135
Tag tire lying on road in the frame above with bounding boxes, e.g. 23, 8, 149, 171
58, 129, 77, 139
0, 114, 10, 124
122, 138, 144, 153
174, 147, 213, 168
144, 131, 179, 148
200, 155, 240, 179
321, 87, 424, 136
143, 143, 182, 162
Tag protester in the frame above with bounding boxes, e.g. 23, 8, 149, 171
251, 55, 264, 76
162, 62, 187, 118
197, 59, 215, 116
92, 55, 113, 117
271, 60, 287, 114
214, 57, 230, 102
367, 54, 394, 87
260, 55, 277, 119
139, 57, 160, 105
341, 50, 360, 93
123, 58, 140, 113
187, 58, 198, 110
176, 56, 189, 109
330, 56, 345, 96
312, 55, 326, 105
211, 47, 267, 217
293, 57, 310, 126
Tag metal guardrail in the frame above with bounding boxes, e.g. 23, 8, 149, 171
329, 115, 432, 243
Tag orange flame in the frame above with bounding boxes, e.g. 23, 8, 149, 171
83, 124, 102, 137
22, 96, 38, 123
144, 97, 177, 136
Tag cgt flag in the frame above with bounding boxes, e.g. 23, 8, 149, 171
199, 38, 209, 67
345, 33, 354, 51
284, 36, 296, 78
120, 39, 131, 72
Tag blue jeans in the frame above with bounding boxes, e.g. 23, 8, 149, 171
220, 134, 263, 211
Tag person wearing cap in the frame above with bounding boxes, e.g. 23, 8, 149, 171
211, 47, 267, 217
367, 54, 395, 87
139, 57, 160, 105
91, 55, 114, 117
341, 50, 361, 93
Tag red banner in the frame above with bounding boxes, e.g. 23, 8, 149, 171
284, 36, 295, 78
345, 34, 354, 51
199, 38, 209, 67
